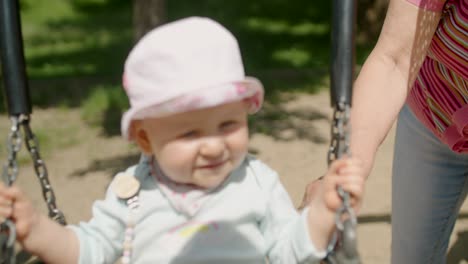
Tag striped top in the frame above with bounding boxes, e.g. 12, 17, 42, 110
407, 0, 447, 10
406, 0, 468, 153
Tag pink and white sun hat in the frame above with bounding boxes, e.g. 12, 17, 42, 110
121, 16, 264, 140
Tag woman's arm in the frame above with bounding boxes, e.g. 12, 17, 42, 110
350, 0, 443, 178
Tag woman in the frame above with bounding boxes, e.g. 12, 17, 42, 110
304, 0, 467, 263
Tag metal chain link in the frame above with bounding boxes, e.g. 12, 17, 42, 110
0, 115, 67, 263
325, 101, 361, 264
21, 118, 66, 225
0, 220, 15, 264
327, 102, 350, 164
0, 116, 22, 264
2, 117, 21, 186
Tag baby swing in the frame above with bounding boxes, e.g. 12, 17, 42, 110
0, 0, 67, 263
0, 0, 360, 263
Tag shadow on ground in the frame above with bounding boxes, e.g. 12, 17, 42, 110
70, 153, 140, 179
357, 212, 468, 262
2, 0, 334, 139
1, 0, 332, 111
250, 101, 329, 143
447, 229, 468, 263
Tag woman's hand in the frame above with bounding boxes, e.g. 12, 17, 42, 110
304, 158, 365, 251
320, 158, 365, 213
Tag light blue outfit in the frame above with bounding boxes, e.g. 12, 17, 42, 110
70, 155, 326, 264
392, 105, 468, 264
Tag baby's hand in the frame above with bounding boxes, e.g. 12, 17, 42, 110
322, 157, 365, 213
0, 183, 40, 243
305, 157, 365, 250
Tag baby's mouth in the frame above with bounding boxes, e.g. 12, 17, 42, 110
198, 160, 227, 169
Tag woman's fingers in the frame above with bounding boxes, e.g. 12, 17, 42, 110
0, 197, 13, 207
326, 158, 365, 211
334, 178, 364, 211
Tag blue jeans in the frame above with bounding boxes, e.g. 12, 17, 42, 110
391, 105, 468, 264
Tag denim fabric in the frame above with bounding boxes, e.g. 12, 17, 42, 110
391, 104, 468, 264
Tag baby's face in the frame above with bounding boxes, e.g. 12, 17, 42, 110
135, 101, 249, 189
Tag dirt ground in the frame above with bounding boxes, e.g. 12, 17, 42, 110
2, 90, 468, 263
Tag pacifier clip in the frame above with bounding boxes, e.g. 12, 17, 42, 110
112, 173, 141, 264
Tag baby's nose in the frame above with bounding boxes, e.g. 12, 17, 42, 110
199, 137, 225, 158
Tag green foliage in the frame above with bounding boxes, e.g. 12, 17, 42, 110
0, 117, 82, 164
20, 0, 132, 78
81, 85, 128, 135
81, 87, 109, 126
168, 0, 333, 71
0, 0, 375, 139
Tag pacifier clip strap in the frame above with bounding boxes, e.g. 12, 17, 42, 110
112, 173, 141, 264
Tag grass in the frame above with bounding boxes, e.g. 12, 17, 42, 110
21, 0, 132, 78
0, 110, 82, 163
81, 84, 129, 135
0, 0, 373, 153
27, 124, 81, 158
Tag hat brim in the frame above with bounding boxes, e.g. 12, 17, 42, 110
121, 76, 264, 140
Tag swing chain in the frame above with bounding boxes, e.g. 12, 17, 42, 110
2, 117, 21, 186
0, 220, 16, 264
21, 118, 66, 225
0, 114, 67, 263
325, 101, 361, 264
327, 101, 350, 164
0, 117, 22, 264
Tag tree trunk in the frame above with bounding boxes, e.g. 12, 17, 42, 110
133, 0, 167, 42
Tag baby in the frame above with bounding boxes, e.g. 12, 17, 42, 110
0, 17, 364, 264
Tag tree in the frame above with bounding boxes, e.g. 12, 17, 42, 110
133, 0, 167, 41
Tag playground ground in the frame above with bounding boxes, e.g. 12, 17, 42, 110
3, 90, 468, 263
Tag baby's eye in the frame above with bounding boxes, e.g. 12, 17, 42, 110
220, 120, 237, 131
179, 130, 198, 139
